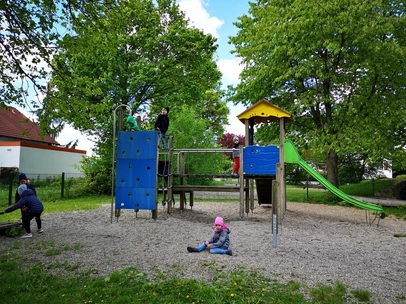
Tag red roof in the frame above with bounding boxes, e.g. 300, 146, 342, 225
0, 107, 59, 145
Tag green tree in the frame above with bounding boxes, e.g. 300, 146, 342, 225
170, 105, 219, 149
0, 0, 105, 108
229, 0, 406, 186
37, 0, 223, 193
38, 0, 222, 137
148, 89, 229, 139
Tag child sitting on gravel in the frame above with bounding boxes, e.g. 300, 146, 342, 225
187, 216, 232, 256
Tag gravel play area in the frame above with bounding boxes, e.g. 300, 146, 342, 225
1, 201, 405, 303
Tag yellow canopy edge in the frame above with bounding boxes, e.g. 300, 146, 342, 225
237, 99, 293, 124
237, 99, 293, 125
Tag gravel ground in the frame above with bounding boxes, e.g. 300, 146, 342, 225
0, 201, 405, 303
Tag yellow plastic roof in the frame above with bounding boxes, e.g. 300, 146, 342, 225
237, 99, 293, 125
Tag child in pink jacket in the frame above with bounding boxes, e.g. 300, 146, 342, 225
187, 216, 232, 255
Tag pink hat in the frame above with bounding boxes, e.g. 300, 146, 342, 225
214, 216, 224, 226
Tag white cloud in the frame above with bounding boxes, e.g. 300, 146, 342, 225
217, 58, 243, 85
177, 1, 247, 136
178, 0, 224, 38
225, 102, 247, 136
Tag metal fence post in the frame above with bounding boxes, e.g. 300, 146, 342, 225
372, 178, 375, 197
8, 171, 15, 205
61, 172, 65, 198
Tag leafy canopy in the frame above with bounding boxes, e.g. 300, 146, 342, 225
0, 0, 106, 107
34, 0, 225, 194
229, 0, 406, 185
37, 0, 223, 141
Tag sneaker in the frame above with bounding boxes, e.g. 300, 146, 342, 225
226, 250, 233, 256
37, 228, 43, 233
21, 233, 32, 238
187, 246, 198, 253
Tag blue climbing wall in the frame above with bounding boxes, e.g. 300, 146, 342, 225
243, 145, 279, 175
115, 131, 158, 210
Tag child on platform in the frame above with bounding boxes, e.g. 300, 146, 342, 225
125, 115, 140, 131
154, 107, 170, 149
187, 216, 232, 255
231, 136, 240, 177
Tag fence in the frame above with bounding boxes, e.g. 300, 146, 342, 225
0, 172, 85, 208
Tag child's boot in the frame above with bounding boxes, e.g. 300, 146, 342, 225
187, 247, 198, 253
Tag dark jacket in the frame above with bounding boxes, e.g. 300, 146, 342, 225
154, 114, 170, 135
208, 226, 231, 250
233, 142, 240, 158
7, 189, 44, 214
15, 183, 37, 203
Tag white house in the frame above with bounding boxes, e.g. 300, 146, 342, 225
0, 107, 86, 178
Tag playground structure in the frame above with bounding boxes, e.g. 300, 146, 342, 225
111, 99, 384, 225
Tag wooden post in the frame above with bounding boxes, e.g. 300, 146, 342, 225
179, 152, 185, 211
272, 179, 278, 247
276, 163, 282, 223
167, 135, 174, 214
239, 191, 244, 218
249, 179, 255, 213
278, 118, 286, 218
239, 174, 244, 218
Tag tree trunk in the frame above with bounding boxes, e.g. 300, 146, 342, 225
326, 150, 339, 187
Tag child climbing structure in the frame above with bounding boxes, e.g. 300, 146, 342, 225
111, 100, 384, 223
237, 99, 384, 220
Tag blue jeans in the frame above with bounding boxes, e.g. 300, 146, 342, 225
158, 131, 167, 149
196, 243, 229, 254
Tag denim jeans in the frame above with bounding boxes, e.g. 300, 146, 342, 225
158, 131, 167, 149
196, 242, 228, 254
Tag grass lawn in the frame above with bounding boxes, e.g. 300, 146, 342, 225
0, 180, 405, 303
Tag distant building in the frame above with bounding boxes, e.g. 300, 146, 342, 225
0, 107, 86, 179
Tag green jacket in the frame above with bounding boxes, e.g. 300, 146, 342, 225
125, 116, 140, 131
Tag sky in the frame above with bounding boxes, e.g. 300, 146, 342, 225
178, 0, 250, 133
23, 0, 252, 155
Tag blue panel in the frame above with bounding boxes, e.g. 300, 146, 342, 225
117, 131, 158, 159
115, 187, 156, 210
243, 145, 279, 175
116, 159, 157, 188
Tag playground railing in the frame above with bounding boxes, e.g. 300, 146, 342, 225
163, 148, 236, 179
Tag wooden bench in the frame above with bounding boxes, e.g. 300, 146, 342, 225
0, 222, 22, 230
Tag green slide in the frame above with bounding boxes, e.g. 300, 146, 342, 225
284, 139, 384, 214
